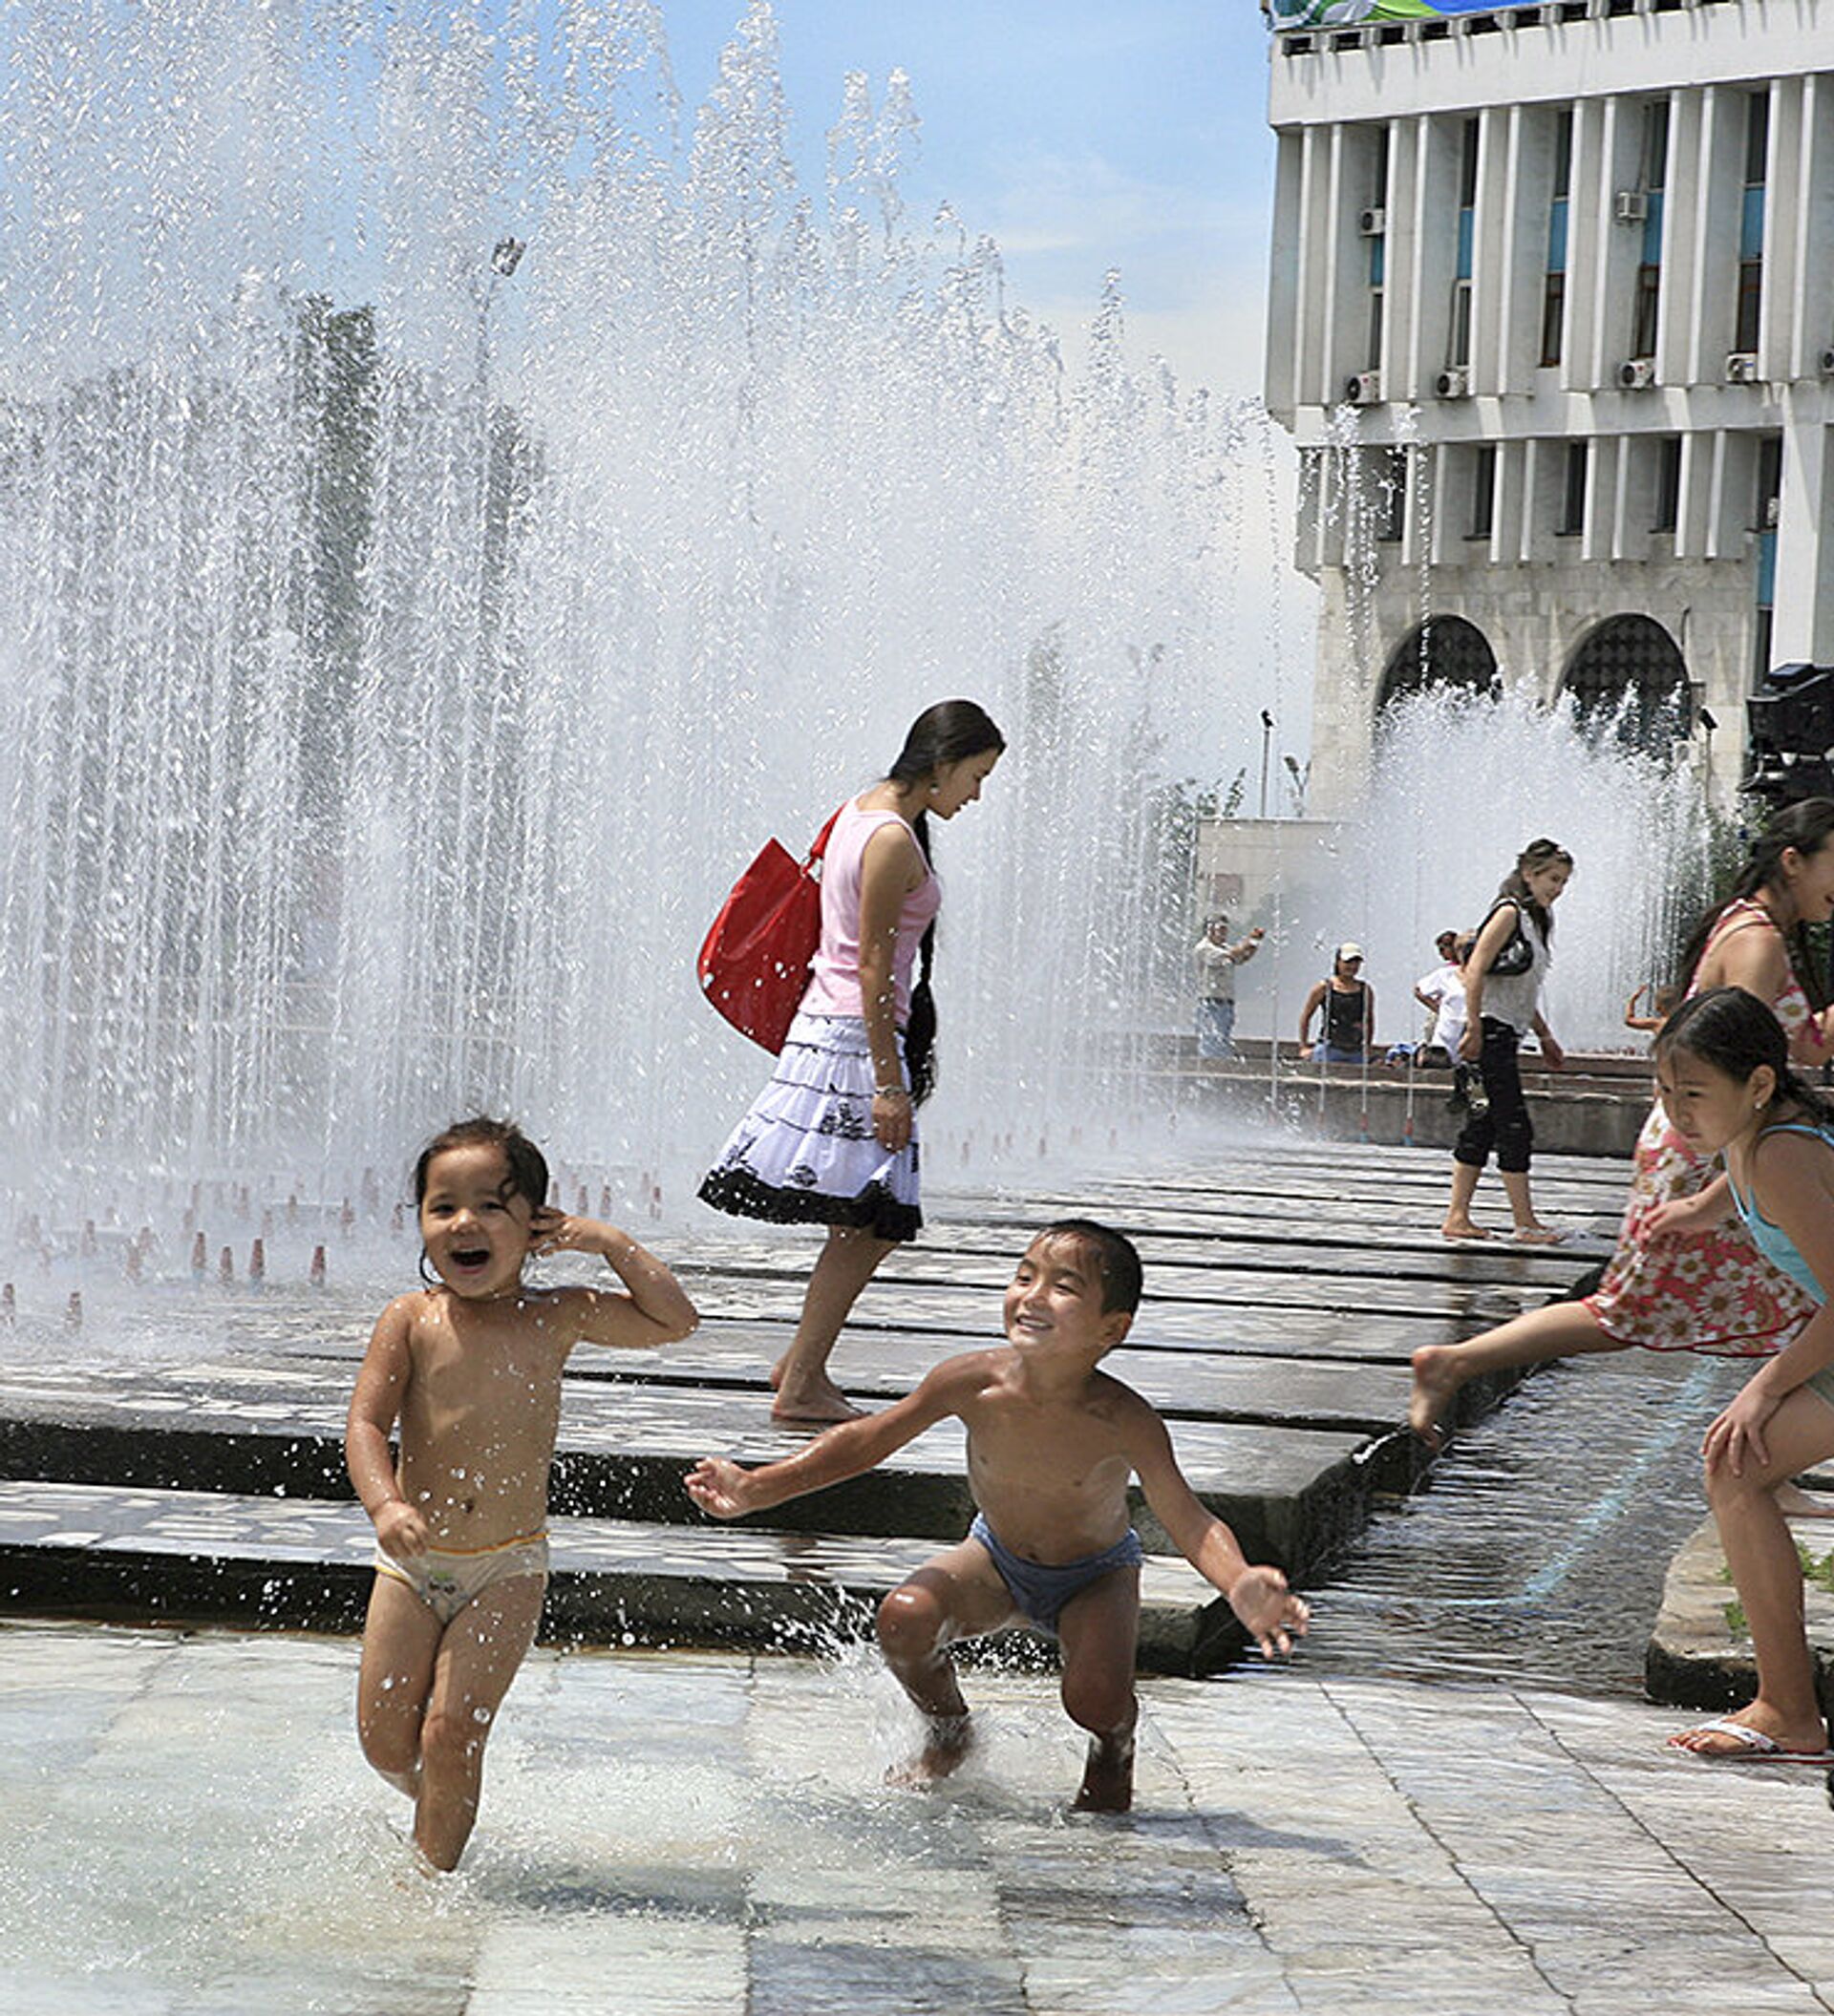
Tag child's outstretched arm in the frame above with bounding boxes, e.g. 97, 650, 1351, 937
530, 1212, 698, 1348
1122, 1398, 1310, 1658
686, 1354, 984, 1519
346, 1297, 430, 1561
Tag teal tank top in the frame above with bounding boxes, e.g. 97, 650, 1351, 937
1726, 1121, 1834, 1306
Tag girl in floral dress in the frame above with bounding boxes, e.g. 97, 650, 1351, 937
1409, 799, 1834, 1450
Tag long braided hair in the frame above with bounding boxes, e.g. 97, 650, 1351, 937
885, 700, 1005, 1104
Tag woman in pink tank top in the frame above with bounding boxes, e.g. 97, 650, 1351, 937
700, 701, 1005, 1421
1408, 799, 1834, 1452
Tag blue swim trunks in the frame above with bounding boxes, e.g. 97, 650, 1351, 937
970, 1513, 1144, 1636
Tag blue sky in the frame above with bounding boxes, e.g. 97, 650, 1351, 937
656, 2, 1281, 397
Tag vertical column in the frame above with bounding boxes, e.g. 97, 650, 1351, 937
1760, 77, 1801, 383
1770, 407, 1834, 665
1585, 94, 1645, 389
1580, 434, 1615, 562
1498, 103, 1556, 393
1685, 84, 1745, 384
1674, 430, 1714, 562
1562, 95, 1606, 393
1293, 124, 1334, 409
1402, 113, 1459, 406
1384, 115, 1421, 402
1493, 436, 1528, 565
1471, 104, 1510, 395
1788, 74, 1834, 380
1611, 435, 1654, 563
1265, 129, 1304, 422
1705, 429, 1759, 561
1656, 88, 1702, 386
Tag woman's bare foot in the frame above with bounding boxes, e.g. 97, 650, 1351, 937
771, 1374, 863, 1423
1512, 1222, 1567, 1246
1774, 1482, 1834, 1519
768, 1354, 864, 1423
1408, 1344, 1463, 1451
1072, 1730, 1136, 1813
1441, 1218, 1490, 1241
886, 1711, 972, 1788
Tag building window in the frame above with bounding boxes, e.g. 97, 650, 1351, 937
1558, 441, 1588, 536
1375, 446, 1407, 543
1450, 117, 1478, 367
1366, 126, 1388, 371
1734, 94, 1768, 355
1563, 615, 1691, 751
1468, 445, 1496, 541
1376, 616, 1499, 712
1631, 101, 1668, 361
1653, 436, 1682, 533
1541, 110, 1571, 367
1756, 435, 1781, 531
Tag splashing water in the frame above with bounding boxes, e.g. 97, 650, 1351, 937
0, 1, 1292, 1219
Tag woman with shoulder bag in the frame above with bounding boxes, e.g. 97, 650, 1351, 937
1440, 838, 1572, 1245
1412, 803, 1834, 1449
699, 700, 1005, 1421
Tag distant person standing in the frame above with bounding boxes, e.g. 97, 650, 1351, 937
1413, 930, 1463, 1063
1192, 916, 1263, 1060
1298, 944, 1373, 1063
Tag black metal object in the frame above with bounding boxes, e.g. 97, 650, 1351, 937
1745, 661, 1834, 805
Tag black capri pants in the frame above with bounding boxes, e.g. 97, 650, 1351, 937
1452, 1017, 1533, 1175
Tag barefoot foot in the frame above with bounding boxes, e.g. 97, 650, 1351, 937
771, 1373, 864, 1423
1408, 1344, 1463, 1451
1072, 1730, 1136, 1814
1441, 1218, 1491, 1241
1512, 1222, 1567, 1246
885, 1712, 972, 1788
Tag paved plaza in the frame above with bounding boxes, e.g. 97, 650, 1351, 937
2, 1138, 1825, 2012
3, 1617, 1832, 2015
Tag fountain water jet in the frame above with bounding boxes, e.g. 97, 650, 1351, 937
0, 2, 1286, 1238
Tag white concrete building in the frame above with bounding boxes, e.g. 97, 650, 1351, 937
1265, 0, 1834, 815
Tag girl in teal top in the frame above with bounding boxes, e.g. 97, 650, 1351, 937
1649, 987, 1834, 1764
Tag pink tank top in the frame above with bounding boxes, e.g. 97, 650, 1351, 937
1692, 897, 1816, 1045
800, 797, 941, 1026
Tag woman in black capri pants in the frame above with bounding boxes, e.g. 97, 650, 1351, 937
1441, 838, 1573, 1245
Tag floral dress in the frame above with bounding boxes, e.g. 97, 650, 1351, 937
1585, 899, 1823, 1354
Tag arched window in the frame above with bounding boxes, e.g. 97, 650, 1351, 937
1561, 615, 1691, 751
1376, 616, 1499, 713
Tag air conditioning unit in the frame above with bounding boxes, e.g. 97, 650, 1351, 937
1345, 370, 1383, 405
1725, 351, 1761, 384
1434, 366, 1471, 398
1819, 346, 1834, 377
1617, 357, 1655, 390
1613, 189, 1649, 224
1764, 494, 1781, 529
1357, 205, 1387, 237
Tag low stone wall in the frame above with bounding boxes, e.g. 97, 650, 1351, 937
1151, 1040, 1650, 1159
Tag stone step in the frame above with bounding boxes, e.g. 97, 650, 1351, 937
1645, 1510, 1834, 1713
0, 1361, 1383, 1575
0, 1479, 1241, 1676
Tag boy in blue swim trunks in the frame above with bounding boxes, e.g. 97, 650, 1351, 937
685, 1219, 1309, 1811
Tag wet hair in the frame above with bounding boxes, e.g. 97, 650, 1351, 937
885, 700, 1006, 1106
412, 1115, 549, 1212
1209, 915, 1231, 936
1436, 928, 1459, 950
1497, 837, 1573, 947
1653, 987, 1834, 1127
1035, 1218, 1143, 1317
1675, 797, 1834, 1011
